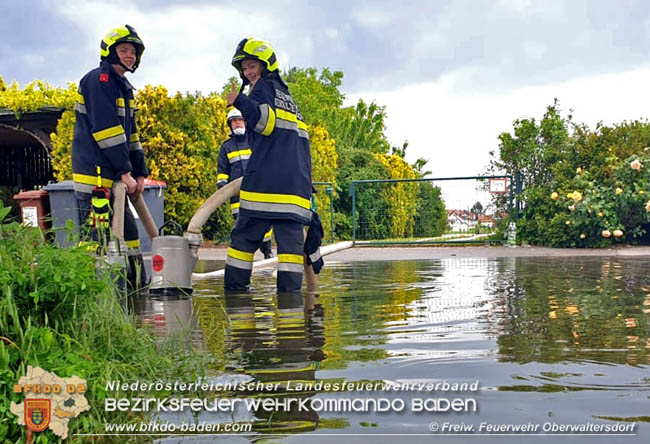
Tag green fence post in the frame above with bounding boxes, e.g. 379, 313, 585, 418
509, 175, 514, 222
350, 181, 357, 245
327, 186, 334, 243
515, 172, 522, 219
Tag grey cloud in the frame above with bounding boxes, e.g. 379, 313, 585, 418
0, 1, 83, 86
4, 0, 650, 95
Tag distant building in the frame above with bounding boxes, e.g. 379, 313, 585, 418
446, 210, 496, 231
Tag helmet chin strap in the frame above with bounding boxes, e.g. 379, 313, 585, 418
106, 50, 136, 73
119, 61, 136, 73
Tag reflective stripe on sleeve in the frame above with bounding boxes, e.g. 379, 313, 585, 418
93, 125, 127, 149
254, 104, 276, 136
129, 141, 143, 151
227, 149, 252, 163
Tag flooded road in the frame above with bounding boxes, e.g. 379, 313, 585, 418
145, 256, 649, 443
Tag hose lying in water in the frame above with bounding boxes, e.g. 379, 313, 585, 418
192, 241, 354, 279
186, 177, 353, 288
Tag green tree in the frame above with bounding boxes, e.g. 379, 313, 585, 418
413, 183, 447, 237
335, 149, 390, 239
331, 99, 391, 154
135, 85, 232, 240
284, 67, 345, 127
490, 99, 571, 189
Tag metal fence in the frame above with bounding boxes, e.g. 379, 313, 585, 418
350, 175, 518, 245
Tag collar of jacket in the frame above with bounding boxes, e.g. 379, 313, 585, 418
99, 60, 135, 90
264, 71, 288, 89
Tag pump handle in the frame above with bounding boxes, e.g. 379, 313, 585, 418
158, 220, 184, 236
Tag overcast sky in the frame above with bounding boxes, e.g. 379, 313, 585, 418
3, 0, 650, 203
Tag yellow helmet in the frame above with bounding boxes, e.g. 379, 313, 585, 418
100, 25, 145, 72
231, 38, 278, 81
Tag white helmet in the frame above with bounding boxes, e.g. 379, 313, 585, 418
227, 108, 243, 124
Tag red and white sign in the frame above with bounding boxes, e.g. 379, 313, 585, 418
489, 178, 509, 194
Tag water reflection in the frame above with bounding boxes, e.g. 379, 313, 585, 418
144, 257, 649, 442
493, 257, 650, 366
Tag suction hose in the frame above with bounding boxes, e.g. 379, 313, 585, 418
186, 177, 242, 234
111, 181, 158, 242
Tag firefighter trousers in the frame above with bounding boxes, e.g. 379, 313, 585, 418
225, 215, 304, 292
75, 191, 147, 290
234, 214, 273, 257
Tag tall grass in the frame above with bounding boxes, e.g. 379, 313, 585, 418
0, 201, 212, 443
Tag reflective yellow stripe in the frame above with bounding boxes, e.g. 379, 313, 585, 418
76, 93, 85, 104
227, 149, 252, 159
93, 125, 125, 142
227, 247, 254, 262
129, 99, 136, 107
126, 239, 140, 248
255, 104, 276, 136
278, 254, 304, 264
231, 202, 240, 209
276, 109, 308, 130
264, 227, 273, 238
73, 173, 114, 187
116, 98, 125, 107
240, 190, 310, 209
217, 173, 229, 181
129, 133, 140, 142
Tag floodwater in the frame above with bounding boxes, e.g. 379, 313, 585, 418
141, 257, 649, 443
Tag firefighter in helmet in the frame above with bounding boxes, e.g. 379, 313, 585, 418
71, 24, 148, 289
225, 38, 312, 292
217, 107, 273, 259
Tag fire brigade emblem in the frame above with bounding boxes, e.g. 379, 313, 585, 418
25, 399, 51, 432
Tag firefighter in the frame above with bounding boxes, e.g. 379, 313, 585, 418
71, 24, 148, 289
217, 108, 273, 259
225, 38, 312, 293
